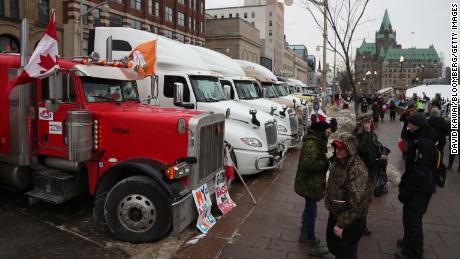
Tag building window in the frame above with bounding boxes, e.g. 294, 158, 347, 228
229, 13, 232, 18
81, 5, 88, 25
130, 19, 141, 29
109, 13, 123, 27
155, 1, 160, 17
165, 6, 173, 22
214, 15, 217, 18
177, 34, 184, 42
189, 17, 192, 29
152, 27, 159, 33
131, 0, 142, 10
38, 0, 49, 25
10, 0, 18, 18
236, 13, 239, 18
178, 0, 185, 4
111, 0, 122, 3
163, 30, 173, 39
269, 20, 272, 26
0, 0, 3, 16
269, 30, 272, 36
251, 12, 255, 18
92, 8, 101, 27
200, 21, 203, 33
221, 14, 224, 19
0, 35, 19, 53
177, 12, 185, 26
148, 0, 153, 15
189, 0, 192, 9
201, 1, 204, 13
244, 12, 247, 18
193, 18, 196, 30
269, 11, 272, 17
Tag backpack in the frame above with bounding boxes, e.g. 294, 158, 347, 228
434, 148, 447, 187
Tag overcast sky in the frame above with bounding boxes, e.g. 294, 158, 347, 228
205, 0, 452, 69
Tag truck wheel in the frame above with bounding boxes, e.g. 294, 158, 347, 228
104, 175, 172, 243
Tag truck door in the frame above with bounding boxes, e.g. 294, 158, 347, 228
37, 73, 80, 158
160, 75, 195, 108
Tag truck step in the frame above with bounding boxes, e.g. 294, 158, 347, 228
25, 169, 87, 205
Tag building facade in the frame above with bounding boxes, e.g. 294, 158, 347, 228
206, 0, 284, 74
0, 0, 64, 55
205, 17, 261, 63
306, 55, 316, 87
355, 9, 442, 94
63, 0, 206, 56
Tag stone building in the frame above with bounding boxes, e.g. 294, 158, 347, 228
355, 9, 442, 94
0, 0, 64, 55
206, 0, 284, 74
205, 17, 261, 64
64, 0, 206, 56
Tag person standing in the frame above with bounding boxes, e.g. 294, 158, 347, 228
325, 133, 372, 259
389, 99, 397, 122
294, 113, 332, 256
395, 113, 437, 259
427, 108, 449, 161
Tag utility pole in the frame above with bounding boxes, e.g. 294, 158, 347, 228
322, 0, 328, 100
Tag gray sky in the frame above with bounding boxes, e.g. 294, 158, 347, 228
206, 0, 452, 69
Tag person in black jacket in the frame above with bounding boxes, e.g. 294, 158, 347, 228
427, 108, 449, 161
395, 113, 437, 259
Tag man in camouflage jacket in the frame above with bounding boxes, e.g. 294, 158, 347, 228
325, 132, 373, 259
294, 113, 332, 256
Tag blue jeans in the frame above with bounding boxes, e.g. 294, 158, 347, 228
301, 196, 317, 241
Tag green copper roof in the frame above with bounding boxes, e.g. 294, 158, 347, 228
357, 41, 376, 55
379, 47, 386, 58
380, 9, 392, 31
382, 46, 441, 65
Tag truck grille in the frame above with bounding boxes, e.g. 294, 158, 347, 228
198, 121, 225, 181
265, 121, 278, 150
289, 114, 298, 135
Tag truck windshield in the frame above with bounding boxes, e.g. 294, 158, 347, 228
274, 84, 288, 96
81, 77, 139, 103
234, 80, 259, 100
303, 88, 316, 96
190, 76, 226, 102
261, 83, 278, 98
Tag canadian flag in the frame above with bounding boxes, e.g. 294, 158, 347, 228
224, 147, 235, 183
9, 10, 59, 91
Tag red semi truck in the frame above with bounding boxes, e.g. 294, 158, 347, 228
0, 53, 226, 243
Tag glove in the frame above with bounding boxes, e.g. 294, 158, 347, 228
398, 188, 410, 204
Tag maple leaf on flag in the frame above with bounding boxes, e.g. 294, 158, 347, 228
38, 54, 57, 73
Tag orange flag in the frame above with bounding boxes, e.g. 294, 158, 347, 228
128, 40, 157, 76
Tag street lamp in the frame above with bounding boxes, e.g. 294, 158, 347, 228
399, 56, 405, 80
79, 1, 109, 55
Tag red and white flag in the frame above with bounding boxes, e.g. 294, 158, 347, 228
9, 9, 59, 91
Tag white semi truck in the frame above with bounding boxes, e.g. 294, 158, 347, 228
187, 45, 302, 149
91, 27, 285, 175
235, 60, 310, 131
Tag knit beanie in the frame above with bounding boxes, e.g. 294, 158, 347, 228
407, 112, 430, 128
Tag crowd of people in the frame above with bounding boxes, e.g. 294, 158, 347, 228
294, 94, 456, 259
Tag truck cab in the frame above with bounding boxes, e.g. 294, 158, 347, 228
0, 53, 226, 243
91, 27, 285, 176
188, 45, 301, 149
235, 60, 310, 131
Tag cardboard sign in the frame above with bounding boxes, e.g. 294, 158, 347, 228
215, 171, 236, 215
39, 107, 53, 120
192, 184, 216, 234
49, 121, 62, 135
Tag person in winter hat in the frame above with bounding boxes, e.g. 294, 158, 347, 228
295, 113, 333, 256
395, 112, 436, 259
325, 132, 373, 259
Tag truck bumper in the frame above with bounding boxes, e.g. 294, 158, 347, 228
279, 134, 302, 149
170, 169, 222, 234
233, 144, 286, 175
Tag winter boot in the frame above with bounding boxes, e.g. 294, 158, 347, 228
307, 241, 329, 257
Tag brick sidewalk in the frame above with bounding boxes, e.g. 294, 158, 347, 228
175, 107, 460, 259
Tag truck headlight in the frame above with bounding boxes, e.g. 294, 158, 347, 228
277, 125, 288, 133
240, 137, 262, 147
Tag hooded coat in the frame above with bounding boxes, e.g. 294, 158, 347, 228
294, 128, 329, 201
325, 133, 373, 228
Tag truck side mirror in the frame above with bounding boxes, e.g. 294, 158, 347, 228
46, 71, 62, 112
223, 85, 232, 100
262, 88, 267, 98
173, 82, 184, 106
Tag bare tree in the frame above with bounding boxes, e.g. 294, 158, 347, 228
301, 0, 371, 115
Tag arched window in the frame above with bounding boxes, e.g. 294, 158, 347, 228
0, 35, 19, 53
